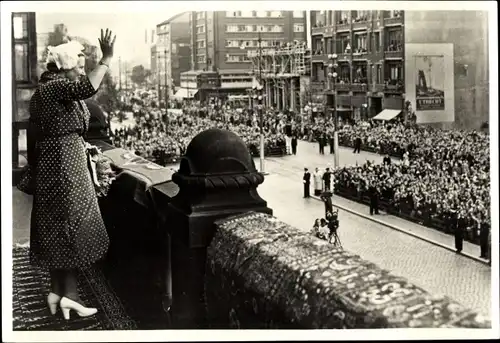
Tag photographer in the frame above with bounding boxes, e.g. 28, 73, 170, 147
327, 211, 340, 245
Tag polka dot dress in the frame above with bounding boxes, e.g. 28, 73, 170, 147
28, 72, 109, 270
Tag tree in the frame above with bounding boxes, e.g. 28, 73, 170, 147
130, 65, 148, 85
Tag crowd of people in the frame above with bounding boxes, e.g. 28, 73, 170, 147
331, 121, 490, 256
111, 95, 288, 166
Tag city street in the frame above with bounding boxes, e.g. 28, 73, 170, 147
256, 140, 491, 316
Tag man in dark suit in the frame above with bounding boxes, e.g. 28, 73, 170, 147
383, 154, 392, 165
353, 136, 362, 154
318, 135, 324, 154
303, 168, 311, 198
479, 216, 490, 259
455, 210, 465, 253
329, 135, 334, 154
368, 179, 380, 215
291, 136, 298, 155
322, 168, 331, 191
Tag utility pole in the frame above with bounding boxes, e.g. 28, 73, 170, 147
258, 30, 265, 174
327, 54, 339, 169
164, 48, 169, 112
118, 56, 122, 90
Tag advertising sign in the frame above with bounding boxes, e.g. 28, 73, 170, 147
414, 55, 445, 111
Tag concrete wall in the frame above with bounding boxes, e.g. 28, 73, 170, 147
404, 11, 489, 129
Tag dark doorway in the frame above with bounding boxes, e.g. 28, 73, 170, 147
370, 97, 382, 118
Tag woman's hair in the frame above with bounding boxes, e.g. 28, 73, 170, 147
46, 62, 60, 73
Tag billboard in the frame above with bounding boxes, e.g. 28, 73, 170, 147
404, 44, 454, 124
415, 55, 445, 111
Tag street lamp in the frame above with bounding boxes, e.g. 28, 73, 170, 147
164, 48, 168, 113
327, 53, 340, 169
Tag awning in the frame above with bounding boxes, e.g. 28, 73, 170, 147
174, 88, 198, 99
373, 109, 401, 121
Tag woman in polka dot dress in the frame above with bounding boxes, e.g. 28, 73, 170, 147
24, 29, 116, 320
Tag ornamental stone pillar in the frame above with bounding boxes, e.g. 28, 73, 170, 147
167, 128, 272, 328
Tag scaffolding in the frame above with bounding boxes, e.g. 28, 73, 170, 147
248, 43, 311, 112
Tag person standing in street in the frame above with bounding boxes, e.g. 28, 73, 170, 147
313, 167, 323, 196
318, 135, 324, 155
323, 167, 332, 191
329, 134, 334, 154
353, 135, 361, 154
368, 179, 380, 215
455, 209, 466, 253
303, 168, 311, 198
479, 212, 490, 259
291, 135, 298, 155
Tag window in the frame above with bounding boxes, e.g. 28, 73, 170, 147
271, 25, 284, 33
293, 10, 304, 18
225, 24, 239, 32
225, 54, 249, 63
196, 12, 205, 20
196, 40, 206, 48
252, 11, 257, 17
15, 43, 29, 82
354, 34, 367, 51
373, 32, 380, 52
294, 23, 304, 33
196, 25, 205, 34
226, 11, 242, 17
354, 10, 369, 22
266, 11, 272, 17
386, 29, 402, 51
13, 14, 28, 39
197, 55, 206, 63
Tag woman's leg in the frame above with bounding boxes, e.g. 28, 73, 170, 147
49, 269, 65, 296
62, 269, 82, 303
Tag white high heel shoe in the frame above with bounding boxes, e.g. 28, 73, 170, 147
59, 297, 98, 320
47, 292, 61, 315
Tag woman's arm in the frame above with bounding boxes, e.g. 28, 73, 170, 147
51, 29, 116, 101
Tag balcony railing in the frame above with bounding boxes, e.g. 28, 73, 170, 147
334, 83, 351, 91
384, 15, 403, 26
384, 83, 405, 93
336, 51, 351, 61
311, 53, 328, 63
311, 25, 325, 35
351, 18, 369, 30
351, 83, 368, 92
310, 80, 326, 92
384, 49, 403, 59
335, 20, 350, 31
352, 49, 369, 60
373, 83, 385, 92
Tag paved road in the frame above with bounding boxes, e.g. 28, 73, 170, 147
256, 141, 491, 317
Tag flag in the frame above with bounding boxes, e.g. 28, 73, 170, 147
151, 30, 155, 44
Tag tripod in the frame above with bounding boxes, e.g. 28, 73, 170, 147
329, 232, 343, 249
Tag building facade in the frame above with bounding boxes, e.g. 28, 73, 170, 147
182, 10, 307, 98
309, 10, 489, 129
155, 12, 191, 103
309, 10, 404, 122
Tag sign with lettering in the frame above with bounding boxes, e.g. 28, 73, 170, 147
415, 55, 445, 111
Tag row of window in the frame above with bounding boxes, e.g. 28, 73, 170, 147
226, 11, 282, 18
312, 63, 403, 84
225, 39, 284, 48
313, 29, 402, 54
225, 54, 251, 63
312, 10, 403, 27
225, 24, 284, 33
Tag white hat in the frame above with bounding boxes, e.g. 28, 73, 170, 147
46, 41, 85, 70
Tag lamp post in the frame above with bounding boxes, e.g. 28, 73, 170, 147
164, 48, 168, 113
118, 56, 122, 90
327, 53, 339, 169
257, 30, 265, 174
